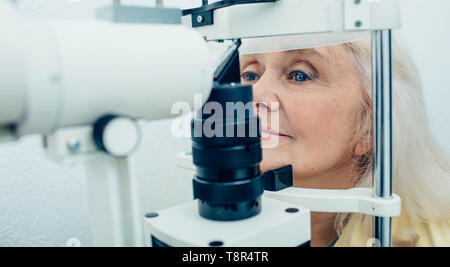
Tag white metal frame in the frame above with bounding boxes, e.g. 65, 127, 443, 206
45, 124, 145, 247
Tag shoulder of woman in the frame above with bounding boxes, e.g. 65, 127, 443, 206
334, 215, 450, 247
393, 215, 450, 247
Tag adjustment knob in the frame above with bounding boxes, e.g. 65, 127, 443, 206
93, 115, 141, 158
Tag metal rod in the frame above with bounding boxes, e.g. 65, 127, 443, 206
371, 29, 393, 247
85, 154, 144, 247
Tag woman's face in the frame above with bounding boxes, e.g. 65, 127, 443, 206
240, 45, 368, 189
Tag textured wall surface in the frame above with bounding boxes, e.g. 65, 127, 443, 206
0, 135, 91, 246
1, 0, 449, 247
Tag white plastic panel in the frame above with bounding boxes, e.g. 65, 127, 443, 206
345, 0, 371, 31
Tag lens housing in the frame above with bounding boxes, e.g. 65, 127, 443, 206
191, 82, 263, 221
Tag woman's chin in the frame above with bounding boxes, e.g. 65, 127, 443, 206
261, 135, 293, 149
260, 152, 292, 173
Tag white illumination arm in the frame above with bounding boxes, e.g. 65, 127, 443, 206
182, 0, 401, 54
182, 0, 401, 40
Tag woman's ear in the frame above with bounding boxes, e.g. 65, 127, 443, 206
354, 135, 371, 156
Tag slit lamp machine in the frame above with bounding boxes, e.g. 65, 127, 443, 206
0, 0, 401, 247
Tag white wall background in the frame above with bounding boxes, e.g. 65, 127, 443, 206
0, 0, 449, 247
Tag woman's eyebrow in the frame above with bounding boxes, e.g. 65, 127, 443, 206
239, 56, 259, 70
284, 49, 330, 62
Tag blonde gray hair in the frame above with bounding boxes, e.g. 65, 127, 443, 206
336, 35, 450, 246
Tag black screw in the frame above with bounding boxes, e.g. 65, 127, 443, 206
209, 241, 224, 247
355, 20, 362, 27
285, 208, 299, 213
145, 212, 159, 218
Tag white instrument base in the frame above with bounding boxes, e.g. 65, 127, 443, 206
145, 196, 311, 247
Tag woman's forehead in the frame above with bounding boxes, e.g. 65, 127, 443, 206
241, 46, 336, 62
240, 45, 349, 67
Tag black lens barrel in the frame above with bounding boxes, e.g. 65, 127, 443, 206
191, 82, 263, 221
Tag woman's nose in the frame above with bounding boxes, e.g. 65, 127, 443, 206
252, 74, 280, 113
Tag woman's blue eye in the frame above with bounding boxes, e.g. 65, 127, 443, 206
289, 70, 311, 82
241, 72, 259, 82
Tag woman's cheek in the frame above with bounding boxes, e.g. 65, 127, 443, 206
287, 97, 338, 142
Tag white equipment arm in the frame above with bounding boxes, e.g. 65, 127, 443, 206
265, 187, 401, 217
182, 0, 401, 40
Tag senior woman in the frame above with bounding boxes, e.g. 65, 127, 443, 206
239, 37, 450, 247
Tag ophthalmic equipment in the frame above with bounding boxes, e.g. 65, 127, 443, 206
0, 0, 401, 247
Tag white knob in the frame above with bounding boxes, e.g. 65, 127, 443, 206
94, 115, 141, 158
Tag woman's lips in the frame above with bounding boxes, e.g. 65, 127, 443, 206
260, 128, 291, 140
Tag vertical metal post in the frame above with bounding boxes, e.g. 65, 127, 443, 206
85, 154, 144, 247
371, 29, 393, 247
